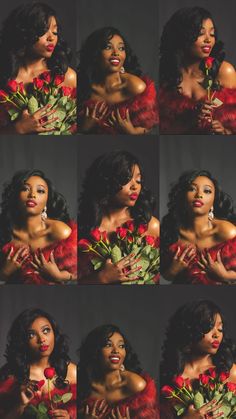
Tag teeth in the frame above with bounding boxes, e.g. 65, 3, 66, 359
110, 357, 119, 361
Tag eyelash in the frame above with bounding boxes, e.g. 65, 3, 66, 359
28, 327, 51, 339
22, 187, 45, 193
104, 45, 125, 51
188, 186, 212, 194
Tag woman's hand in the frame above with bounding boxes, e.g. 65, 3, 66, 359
110, 407, 130, 419
19, 380, 42, 408
48, 409, 70, 418
108, 109, 146, 134
1, 246, 29, 277
197, 101, 230, 134
183, 399, 223, 418
211, 120, 231, 135
165, 245, 196, 280
83, 102, 108, 132
84, 400, 108, 418
31, 250, 71, 282
14, 104, 58, 134
198, 250, 236, 282
99, 253, 142, 284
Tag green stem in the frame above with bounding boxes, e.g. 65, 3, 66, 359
48, 379, 53, 410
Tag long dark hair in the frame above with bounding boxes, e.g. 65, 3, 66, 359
78, 324, 142, 402
78, 150, 155, 238
0, 308, 70, 388
160, 7, 225, 90
0, 2, 72, 87
160, 300, 236, 387
161, 170, 236, 258
0, 169, 70, 247
78, 26, 142, 105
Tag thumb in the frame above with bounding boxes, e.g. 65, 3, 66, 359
106, 258, 112, 264
187, 404, 196, 413
22, 109, 29, 116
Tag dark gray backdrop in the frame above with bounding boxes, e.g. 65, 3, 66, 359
78, 135, 159, 218
77, 0, 158, 81
159, 0, 236, 66
0, 136, 78, 219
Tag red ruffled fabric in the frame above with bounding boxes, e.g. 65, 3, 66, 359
0, 376, 77, 418
1, 221, 77, 285
79, 76, 158, 134
80, 373, 159, 418
165, 237, 236, 285
159, 87, 236, 134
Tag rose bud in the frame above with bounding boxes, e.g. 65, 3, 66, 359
205, 57, 215, 70
44, 367, 56, 380
78, 238, 91, 250
199, 374, 210, 386
137, 224, 148, 235
161, 385, 175, 397
101, 231, 109, 243
185, 378, 192, 391
124, 220, 135, 232
19, 82, 26, 95
7, 80, 19, 93
116, 227, 128, 239
207, 368, 217, 379
90, 228, 101, 242
60, 86, 72, 97
35, 379, 45, 390
33, 78, 44, 90
173, 375, 185, 389
0, 89, 9, 101
54, 74, 65, 86
226, 382, 236, 392
145, 235, 155, 246
41, 71, 51, 83
219, 371, 230, 383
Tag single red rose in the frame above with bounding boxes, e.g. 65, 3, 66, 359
0, 89, 9, 100
54, 74, 65, 86
127, 235, 133, 243
205, 57, 215, 70
145, 235, 155, 246
137, 224, 148, 235
173, 375, 185, 389
78, 238, 91, 250
209, 382, 215, 390
35, 379, 45, 390
101, 231, 109, 243
185, 378, 192, 391
90, 228, 101, 242
60, 86, 72, 96
124, 220, 135, 232
41, 71, 51, 83
219, 371, 230, 383
19, 82, 26, 95
207, 368, 217, 379
33, 77, 44, 90
7, 79, 19, 93
44, 367, 55, 380
116, 227, 128, 239
161, 385, 175, 397
43, 86, 50, 94
199, 374, 210, 386
71, 87, 77, 98
226, 382, 236, 392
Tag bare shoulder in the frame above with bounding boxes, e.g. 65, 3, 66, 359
124, 73, 146, 95
147, 216, 160, 238
64, 67, 77, 88
229, 364, 236, 383
125, 370, 147, 393
66, 362, 77, 384
218, 61, 236, 88
48, 219, 72, 240
215, 219, 236, 241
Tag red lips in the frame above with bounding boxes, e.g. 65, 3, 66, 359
129, 193, 138, 201
109, 355, 120, 364
46, 44, 55, 52
192, 200, 203, 207
26, 200, 37, 207
40, 345, 49, 352
211, 341, 220, 349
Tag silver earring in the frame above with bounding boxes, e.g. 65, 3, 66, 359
42, 206, 47, 221
208, 206, 214, 221
120, 66, 125, 74
120, 364, 125, 372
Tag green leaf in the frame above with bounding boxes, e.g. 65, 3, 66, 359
28, 96, 39, 114
8, 109, 20, 121
219, 402, 232, 417
53, 393, 62, 402
194, 392, 204, 409
111, 245, 122, 263
38, 402, 48, 414
61, 392, 73, 403
176, 407, 185, 416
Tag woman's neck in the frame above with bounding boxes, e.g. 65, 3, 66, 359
103, 206, 130, 224
184, 214, 213, 237
101, 71, 123, 88
185, 353, 213, 374
20, 56, 48, 78
15, 215, 46, 236
101, 369, 123, 387
182, 57, 202, 77
30, 356, 51, 370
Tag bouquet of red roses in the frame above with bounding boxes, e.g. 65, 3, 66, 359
0, 71, 77, 134
161, 369, 236, 417
78, 220, 159, 284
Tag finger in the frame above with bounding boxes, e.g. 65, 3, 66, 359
120, 253, 136, 263
98, 101, 106, 113
39, 250, 46, 265
216, 250, 222, 264
174, 246, 181, 259
122, 256, 141, 268
110, 409, 116, 419
116, 109, 123, 124
116, 407, 122, 419
101, 105, 109, 118
19, 254, 30, 266
120, 274, 140, 282
126, 407, 131, 419
85, 405, 89, 414
49, 251, 56, 264
127, 265, 142, 275
126, 108, 131, 123
85, 107, 89, 117
33, 253, 41, 266
206, 251, 213, 265
7, 246, 14, 260
34, 103, 52, 116
30, 261, 40, 269
186, 254, 196, 265
111, 111, 117, 123
179, 246, 192, 261
41, 116, 59, 126
91, 399, 99, 415
197, 261, 206, 269
200, 252, 208, 266
40, 107, 57, 118
92, 102, 100, 118
12, 247, 27, 262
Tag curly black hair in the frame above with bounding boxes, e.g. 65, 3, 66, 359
160, 300, 236, 387
78, 150, 155, 238
0, 308, 70, 388
160, 7, 225, 90
161, 169, 236, 261
77, 324, 142, 403
0, 2, 72, 87
0, 169, 70, 247
78, 26, 142, 105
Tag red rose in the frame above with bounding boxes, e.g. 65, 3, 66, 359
33, 77, 44, 90
41, 71, 51, 83
78, 238, 91, 250
35, 379, 45, 390
116, 227, 128, 239
205, 57, 215, 70
185, 378, 192, 391
209, 382, 215, 390
199, 374, 210, 386
54, 74, 65, 86
60, 86, 72, 96
137, 224, 148, 235
124, 220, 135, 232
161, 385, 175, 397
173, 375, 185, 389
101, 231, 109, 243
127, 236, 133, 243
19, 82, 26, 95
0, 89, 9, 101
219, 372, 230, 383
207, 368, 217, 379
44, 367, 55, 380
43, 86, 50, 94
7, 79, 19, 93
226, 382, 236, 392
90, 228, 101, 242
145, 235, 155, 246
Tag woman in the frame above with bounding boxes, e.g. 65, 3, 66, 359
78, 324, 159, 418
159, 7, 236, 134
161, 170, 236, 284
0, 2, 76, 134
78, 27, 158, 134
78, 150, 159, 284
160, 300, 236, 418
0, 169, 77, 284
0, 308, 77, 418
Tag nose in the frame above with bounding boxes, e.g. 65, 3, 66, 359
194, 189, 203, 199
112, 46, 119, 56
37, 332, 46, 343
28, 189, 36, 198
111, 344, 119, 353
204, 33, 211, 43
47, 30, 54, 42
212, 328, 219, 338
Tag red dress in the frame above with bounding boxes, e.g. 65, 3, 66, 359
79, 374, 159, 418
164, 237, 236, 285
0, 221, 77, 285
0, 376, 77, 418
78, 76, 158, 134
159, 87, 236, 134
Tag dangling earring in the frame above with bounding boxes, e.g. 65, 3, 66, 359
120, 66, 125, 74
208, 206, 214, 221
120, 364, 125, 372
42, 206, 47, 221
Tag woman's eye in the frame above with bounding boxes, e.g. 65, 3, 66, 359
119, 46, 125, 51
28, 332, 35, 339
43, 327, 51, 334
104, 44, 111, 50
37, 189, 46, 194
53, 31, 58, 36
204, 189, 212, 194
120, 344, 125, 348
188, 186, 196, 192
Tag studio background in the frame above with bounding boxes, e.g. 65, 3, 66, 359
159, 0, 236, 66
77, 0, 158, 81
78, 135, 159, 218
0, 286, 80, 364
0, 136, 78, 219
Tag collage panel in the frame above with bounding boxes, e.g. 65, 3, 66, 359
0, 136, 78, 284
160, 135, 236, 285
78, 135, 160, 285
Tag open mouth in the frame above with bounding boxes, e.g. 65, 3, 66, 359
109, 58, 120, 66
109, 356, 120, 364
201, 46, 211, 54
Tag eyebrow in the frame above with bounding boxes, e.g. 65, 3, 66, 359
28, 324, 50, 331
191, 183, 213, 188
24, 182, 47, 188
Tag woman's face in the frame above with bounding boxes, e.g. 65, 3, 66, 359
100, 34, 126, 73
100, 332, 126, 371
185, 176, 215, 216
27, 316, 55, 358
195, 313, 223, 355
190, 18, 216, 59
113, 164, 142, 208
32, 16, 58, 58
18, 175, 49, 216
